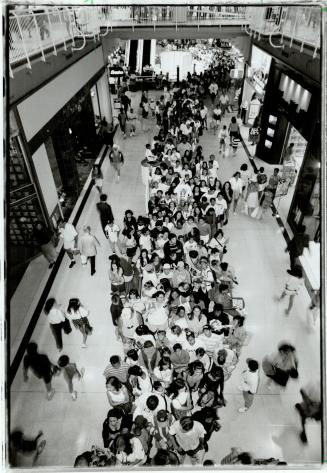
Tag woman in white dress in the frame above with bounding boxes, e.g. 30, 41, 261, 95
229, 171, 243, 214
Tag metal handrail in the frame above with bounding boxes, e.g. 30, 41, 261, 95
9, 6, 248, 73
246, 6, 320, 53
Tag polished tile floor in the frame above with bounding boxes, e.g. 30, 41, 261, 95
10, 92, 321, 467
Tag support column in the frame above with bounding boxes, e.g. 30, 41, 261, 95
150, 39, 156, 68
136, 39, 144, 74
97, 72, 113, 124
125, 40, 130, 68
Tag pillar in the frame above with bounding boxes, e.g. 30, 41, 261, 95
150, 39, 156, 68
125, 40, 130, 68
136, 39, 144, 74
97, 72, 113, 124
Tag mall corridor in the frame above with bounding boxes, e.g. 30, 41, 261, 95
6, 4, 323, 470
9, 90, 320, 467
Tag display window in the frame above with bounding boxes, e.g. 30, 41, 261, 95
274, 124, 308, 227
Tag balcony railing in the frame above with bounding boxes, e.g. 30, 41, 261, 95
9, 6, 247, 74
245, 6, 320, 56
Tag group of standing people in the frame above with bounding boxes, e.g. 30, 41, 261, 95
19, 51, 320, 468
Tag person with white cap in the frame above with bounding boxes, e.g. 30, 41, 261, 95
109, 144, 124, 182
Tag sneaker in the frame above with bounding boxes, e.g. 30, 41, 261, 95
238, 407, 248, 413
81, 343, 87, 348
69, 260, 76, 269
285, 309, 290, 316
91, 270, 96, 276
71, 391, 77, 401
80, 368, 85, 378
300, 431, 308, 443
47, 388, 55, 401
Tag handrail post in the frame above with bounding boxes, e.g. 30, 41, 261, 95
31, 13, 46, 62
56, 7, 67, 50
175, 6, 178, 31
12, 13, 32, 69
47, 10, 57, 56
289, 7, 300, 48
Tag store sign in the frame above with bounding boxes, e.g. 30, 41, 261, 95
110, 69, 124, 77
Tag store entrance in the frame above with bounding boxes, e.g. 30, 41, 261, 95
274, 124, 307, 226
46, 88, 101, 220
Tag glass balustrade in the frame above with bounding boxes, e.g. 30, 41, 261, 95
9, 6, 247, 69
246, 6, 320, 48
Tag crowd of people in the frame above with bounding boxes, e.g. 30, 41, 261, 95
15, 51, 321, 469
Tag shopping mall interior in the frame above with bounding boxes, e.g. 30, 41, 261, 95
6, 3, 324, 469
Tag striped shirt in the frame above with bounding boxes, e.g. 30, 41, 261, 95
103, 361, 129, 383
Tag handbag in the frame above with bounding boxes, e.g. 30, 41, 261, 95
79, 310, 93, 335
289, 367, 299, 379
62, 317, 72, 334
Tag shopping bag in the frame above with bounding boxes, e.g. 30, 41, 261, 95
251, 207, 263, 219
80, 254, 87, 265
62, 318, 72, 334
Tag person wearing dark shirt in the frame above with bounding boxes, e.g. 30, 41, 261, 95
286, 225, 310, 273
23, 342, 56, 400
150, 221, 169, 240
102, 408, 133, 448
120, 92, 131, 113
192, 407, 221, 451
163, 234, 184, 261
207, 303, 231, 336
33, 221, 57, 269
96, 194, 114, 236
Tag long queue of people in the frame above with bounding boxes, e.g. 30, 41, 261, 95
15, 57, 321, 468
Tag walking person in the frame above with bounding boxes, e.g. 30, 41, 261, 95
105, 219, 121, 255
295, 380, 321, 443
109, 144, 124, 182
66, 298, 93, 348
118, 107, 127, 139
32, 221, 58, 269
59, 221, 78, 268
228, 116, 240, 148
23, 342, 56, 400
262, 342, 299, 389
96, 194, 114, 237
44, 298, 69, 351
218, 125, 228, 156
237, 359, 259, 413
92, 165, 103, 194
278, 266, 304, 316
229, 172, 243, 215
57, 355, 85, 401
10, 430, 46, 467
78, 226, 99, 276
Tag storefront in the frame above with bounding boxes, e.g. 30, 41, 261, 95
256, 58, 320, 241
241, 45, 272, 124
9, 112, 49, 297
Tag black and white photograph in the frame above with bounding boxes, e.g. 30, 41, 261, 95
2, 1, 325, 470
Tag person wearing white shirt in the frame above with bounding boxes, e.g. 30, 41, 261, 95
214, 193, 227, 228
219, 92, 229, 116
133, 393, 166, 424
115, 436, 146, 466
198, 325, 223, 358
174, 181, 192, 203
44, 298, 66, 351
183, 332, 205, 362
209, 81, 219, 104
278, 266, 304, 315
200, 104, 208, 130
59, 221, 78, 268
105, 220, 120, 254
238, 359, 259, 412
229, 172, 244, 214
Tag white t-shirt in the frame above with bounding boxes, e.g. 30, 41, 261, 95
105, 223, 120, 242
215, 198, 227, 216
60, 223, 77, 250
169, 420, 206, 451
